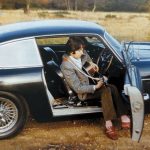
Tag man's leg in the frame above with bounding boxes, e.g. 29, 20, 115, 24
107, 84, 128, 117
86, 85, 118, 140
86, 86, 117, 121
100, 86, 117, 121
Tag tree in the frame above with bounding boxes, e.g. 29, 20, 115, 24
74, 0, 78, 11
24, 0, 31, 14
92, 0, 96, 12
65, 0, 71, 10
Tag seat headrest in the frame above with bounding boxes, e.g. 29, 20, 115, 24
47, 60, 64, 79
43, 47, 59, 64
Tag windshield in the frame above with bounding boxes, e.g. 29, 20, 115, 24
104, 32, 122, 57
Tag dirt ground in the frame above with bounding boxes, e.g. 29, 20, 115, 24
0, 115, 150, 150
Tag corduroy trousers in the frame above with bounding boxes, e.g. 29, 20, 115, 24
86, 84, 128, 121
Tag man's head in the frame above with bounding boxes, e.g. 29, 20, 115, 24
66, 37, 84, 59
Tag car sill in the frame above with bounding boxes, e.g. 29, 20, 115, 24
52, 106, 102, 117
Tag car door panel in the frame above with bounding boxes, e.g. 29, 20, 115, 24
126, 86, 144, 142
123, 56, 144, 142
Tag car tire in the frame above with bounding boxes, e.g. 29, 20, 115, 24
0, 92, 29, 139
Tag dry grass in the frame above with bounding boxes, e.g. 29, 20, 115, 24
1, 116, 150, 150
0, 9, 150, 41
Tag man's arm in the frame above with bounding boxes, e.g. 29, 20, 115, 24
61, 62, 95, 94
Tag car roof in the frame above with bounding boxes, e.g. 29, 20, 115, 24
0, 19, 105, 43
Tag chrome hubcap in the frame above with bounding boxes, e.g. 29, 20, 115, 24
0, 98, 18, 133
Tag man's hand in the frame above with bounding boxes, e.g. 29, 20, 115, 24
90, 62, 99, 72
95, 79, 104, 89
103, 76, 108, 82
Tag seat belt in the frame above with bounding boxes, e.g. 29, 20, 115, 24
64, 56, 102, 82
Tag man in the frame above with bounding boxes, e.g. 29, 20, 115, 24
60, 37, 130, 140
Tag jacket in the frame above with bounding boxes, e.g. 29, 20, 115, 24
60, 50, 95, 100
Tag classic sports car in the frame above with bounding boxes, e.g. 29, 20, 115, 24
0, 20, 149, 141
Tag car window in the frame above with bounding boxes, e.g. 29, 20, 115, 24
36, 37, 69, 45
85, 36, 105, 49
104, 32, 122, 56
85, 36, 100, 43
0, 39, 42, 68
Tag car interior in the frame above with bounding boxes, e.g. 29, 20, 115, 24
36, 35, 127, 115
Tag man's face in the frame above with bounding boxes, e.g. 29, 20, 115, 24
71, 46, 84, 59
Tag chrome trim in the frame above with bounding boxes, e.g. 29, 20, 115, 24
142, 78, 150, 81
143, 93, 149, 100
103, 31, 123, 62
0, 97, 18, 133
41, 69, 55, 111
0, 65, 43, 70
0, 33, 100, 45
53, 106, 102, 116
0, 32, 123, 64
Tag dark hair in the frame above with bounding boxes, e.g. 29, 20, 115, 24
66, 37, 85, 55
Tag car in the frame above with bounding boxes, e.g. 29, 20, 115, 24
0, 19, 149, 141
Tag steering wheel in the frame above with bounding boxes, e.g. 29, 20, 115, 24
96, 49, 113, 74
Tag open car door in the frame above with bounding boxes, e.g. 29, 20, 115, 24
122, 43, 144, 142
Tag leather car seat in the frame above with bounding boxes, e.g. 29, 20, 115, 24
43, 47, 78, 104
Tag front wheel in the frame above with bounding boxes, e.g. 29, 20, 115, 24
0, 92, 29, 139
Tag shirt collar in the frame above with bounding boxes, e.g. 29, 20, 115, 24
69, 56, 82, 69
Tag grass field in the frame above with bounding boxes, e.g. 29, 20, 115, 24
0, 9, 150, 41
